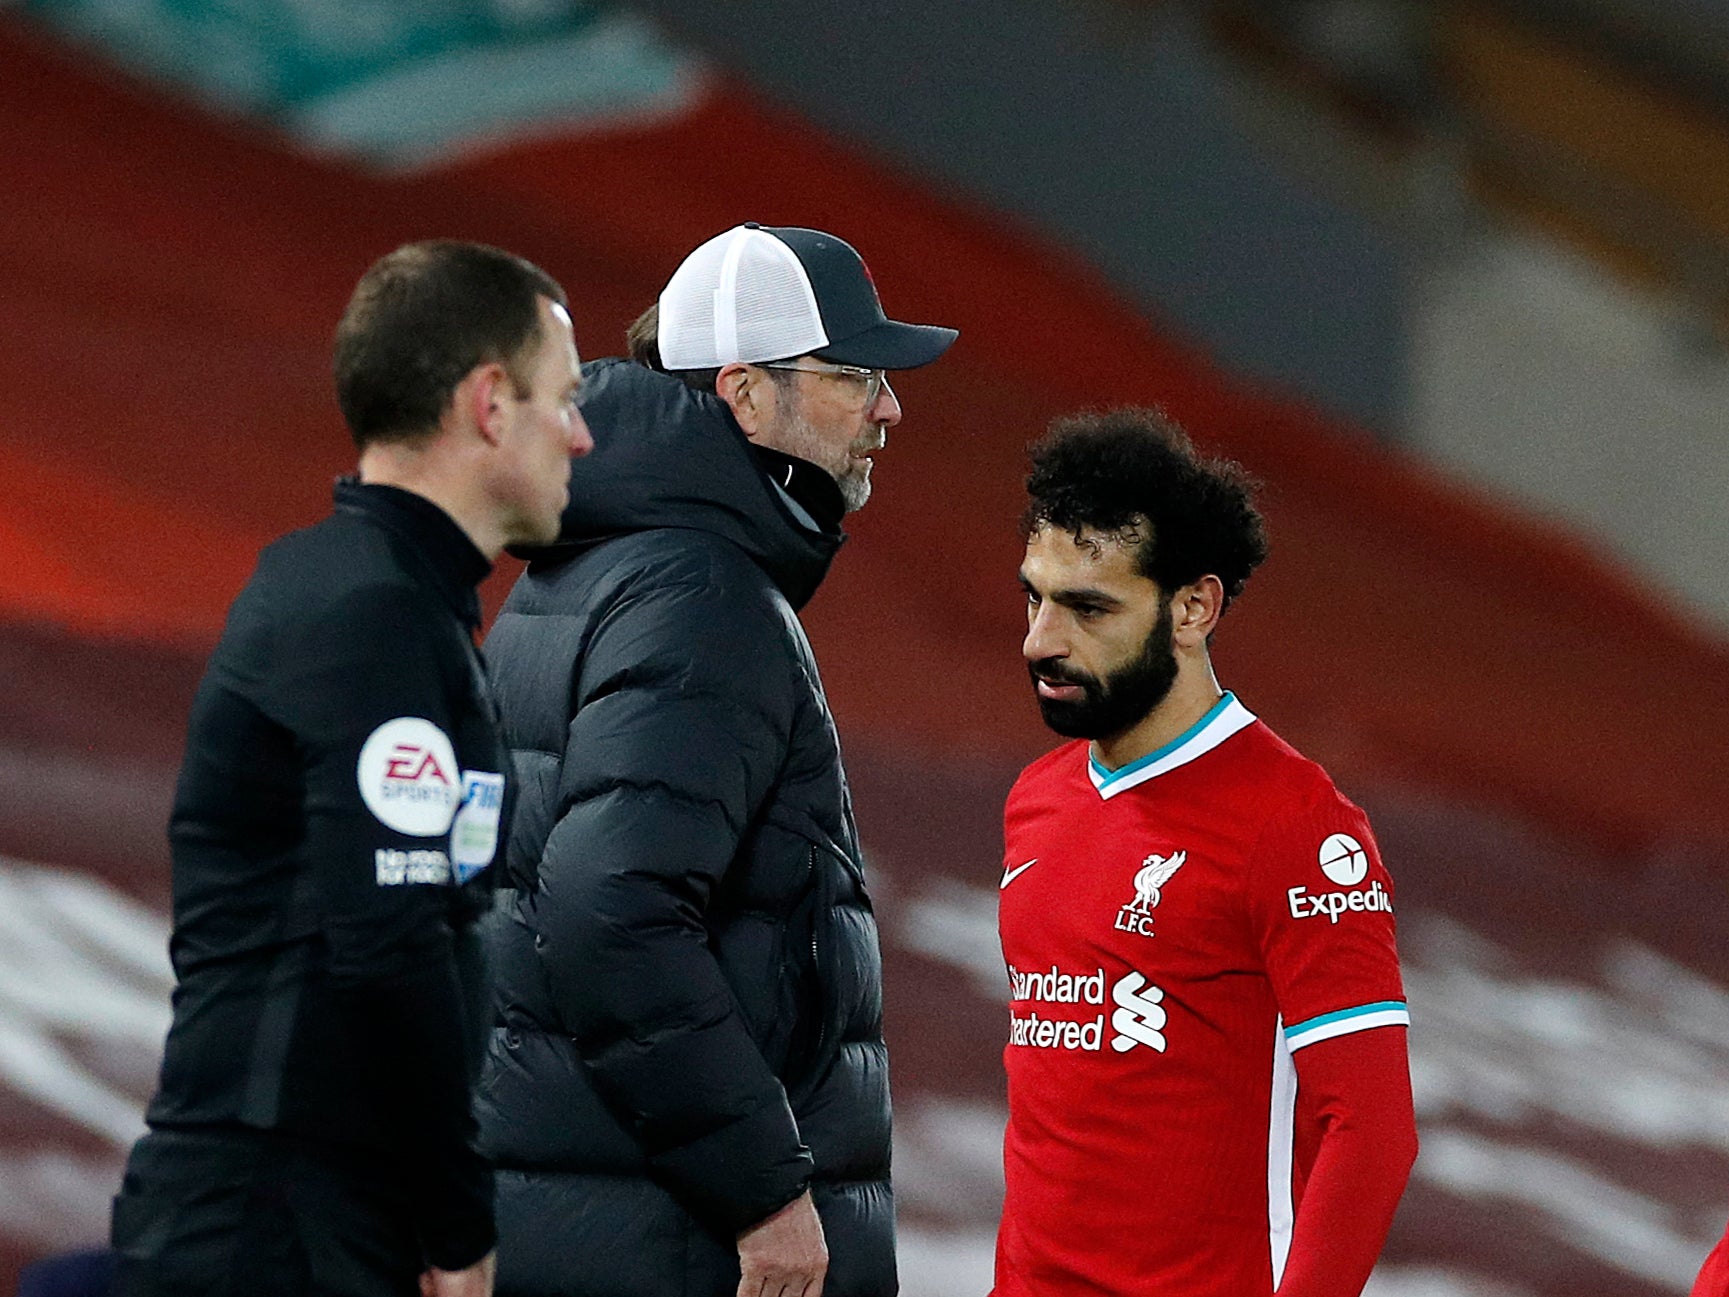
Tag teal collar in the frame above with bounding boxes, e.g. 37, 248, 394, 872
1087, 691, 1256, 800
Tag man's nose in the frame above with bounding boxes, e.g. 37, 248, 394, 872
1023, 605, 1065, 663
569, 407, 595, 458
871, 375, 903, 428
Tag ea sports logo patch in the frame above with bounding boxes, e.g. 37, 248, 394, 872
1318, 833, 1369, 886
358, 717, 461, 837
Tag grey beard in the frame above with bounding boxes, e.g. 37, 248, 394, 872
836, 462, 872, 513
768, 404, 873, 513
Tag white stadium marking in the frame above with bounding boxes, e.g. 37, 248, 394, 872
0, 858, 174, 1250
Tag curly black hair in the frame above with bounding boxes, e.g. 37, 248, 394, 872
1022, 408, 1269, 608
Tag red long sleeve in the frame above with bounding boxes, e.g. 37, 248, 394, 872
1277, 1026, 1417, 1297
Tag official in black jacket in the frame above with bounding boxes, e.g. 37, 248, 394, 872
112, 241, 591, 1297
478, 225, 956, 1297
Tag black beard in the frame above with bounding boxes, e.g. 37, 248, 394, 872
1029, 604, 1178, 741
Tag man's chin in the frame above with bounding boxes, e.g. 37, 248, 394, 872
839, 472, 872, 514
509, 510, 564, 550
1035, 697, 1101, 739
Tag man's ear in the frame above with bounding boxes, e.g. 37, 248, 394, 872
460, 362, 512, 446
1171, 575, 1225, 649
716, 362, 767, 439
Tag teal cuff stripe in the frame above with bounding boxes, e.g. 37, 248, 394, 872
1285, 1001, 1409, 1039
1091, 691, 1237, 786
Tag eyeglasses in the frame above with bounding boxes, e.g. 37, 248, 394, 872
757, 359, 892, 405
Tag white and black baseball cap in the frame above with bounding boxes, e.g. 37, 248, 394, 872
657, 223, 958, 371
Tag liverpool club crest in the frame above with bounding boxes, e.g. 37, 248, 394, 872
1114, 851, 1186, 939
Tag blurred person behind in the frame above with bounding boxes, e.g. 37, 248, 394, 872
476, 224, 955, 1297
995, 410, 1417, 1297
111, 241, 591, 1297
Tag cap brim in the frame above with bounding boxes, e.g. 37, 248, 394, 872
814, 320, 958, 370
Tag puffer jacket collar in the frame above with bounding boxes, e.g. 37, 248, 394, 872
518, 359, 845, 611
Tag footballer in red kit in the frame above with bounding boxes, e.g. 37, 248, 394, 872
994, 409, 1417, 1297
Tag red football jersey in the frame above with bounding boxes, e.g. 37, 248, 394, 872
994, 693, 1408, 1296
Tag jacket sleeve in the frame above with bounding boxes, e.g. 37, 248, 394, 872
528, 564, 813, 1234
261, 579, 494, 1270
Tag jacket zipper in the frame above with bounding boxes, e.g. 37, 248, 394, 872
809, 846, 827, 1062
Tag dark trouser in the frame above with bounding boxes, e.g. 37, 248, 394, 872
111, 1129, 422, 1297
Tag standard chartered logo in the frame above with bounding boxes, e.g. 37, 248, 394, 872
1007, 964, 1169, 1054
1109, 971, 1167, 1053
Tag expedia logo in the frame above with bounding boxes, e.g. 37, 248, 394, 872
1286, 880, 1393, 924
1318, 833, 1369, 886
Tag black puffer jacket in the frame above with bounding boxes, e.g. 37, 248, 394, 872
477, 360, 895, 1297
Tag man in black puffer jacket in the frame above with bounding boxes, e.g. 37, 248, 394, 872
478, 225, 957, 1297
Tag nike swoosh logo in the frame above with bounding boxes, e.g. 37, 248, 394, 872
1000, 858, 1038, 889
